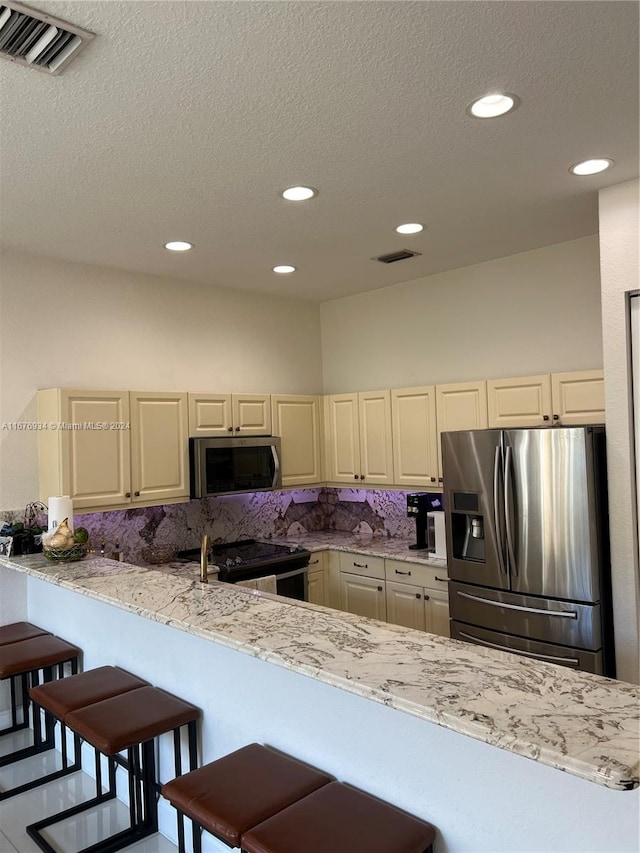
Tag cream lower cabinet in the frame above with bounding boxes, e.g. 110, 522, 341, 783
385, 559, 450, 637
340, 573, 387, 620
391, 386, 439, 488
188, 393, 271, 436
487, 369, 605, 428
326, 391, 394, 485
37, 389, 189, 511
436, 381, 488, 483
271, 395, 321, 486
338, 551, 386, 620
306, 552, 327, 606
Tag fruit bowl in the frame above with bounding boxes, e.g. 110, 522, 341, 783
141, 544, 177, 565
43, 543, 88, 562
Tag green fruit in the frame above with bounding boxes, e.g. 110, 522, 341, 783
74, 527, 89, 544
11, 522, 24, 533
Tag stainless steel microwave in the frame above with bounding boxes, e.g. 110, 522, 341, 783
189, 436, 282, 498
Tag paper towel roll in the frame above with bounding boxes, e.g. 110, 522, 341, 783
48, 496, 74, 532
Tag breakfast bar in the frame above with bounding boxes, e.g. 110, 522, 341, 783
0, 551, 638, 852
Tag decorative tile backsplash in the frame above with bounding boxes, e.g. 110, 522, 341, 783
5, 488, 442, 562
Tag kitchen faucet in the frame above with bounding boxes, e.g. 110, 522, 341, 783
200, 534, 211, 583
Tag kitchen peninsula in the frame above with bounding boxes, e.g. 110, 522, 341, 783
0, 550, 638, 852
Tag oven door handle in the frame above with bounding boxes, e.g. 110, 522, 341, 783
275, 566, 309, 581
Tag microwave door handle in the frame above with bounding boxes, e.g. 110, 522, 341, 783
493, 446, 507, 575
504, 446, 517, 575
271, 444, 281, 488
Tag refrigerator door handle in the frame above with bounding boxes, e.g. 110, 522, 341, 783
457, 631, 581, 667
493, 446, 507, 575
504, 445, 517, 575
456, 590, 578, 619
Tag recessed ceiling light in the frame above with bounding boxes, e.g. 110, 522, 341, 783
272, 265, 296, 274
164, 241, 193, 252
395, 223, 424, 235
569, 158, 614, 176
467, 93, 520, 119
281, 186, 317, 202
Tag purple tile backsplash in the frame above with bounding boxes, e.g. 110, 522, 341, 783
4, 488, 430, 562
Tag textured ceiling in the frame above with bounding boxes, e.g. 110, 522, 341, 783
0, 1, 638, 301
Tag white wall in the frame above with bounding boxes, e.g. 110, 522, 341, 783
598, 179, 640, 684
0, 250, 323, 510
320, 236, 602, 393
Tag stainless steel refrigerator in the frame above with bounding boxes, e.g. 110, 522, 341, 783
443, 426, 615, 676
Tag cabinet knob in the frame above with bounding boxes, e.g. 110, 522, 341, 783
424, 594, 430, 601
377, 586, 383, 592
354, 562, 368, 569
438, 477, 443, 483
353, 474, 358, 480
359, 474, 365, 480
395, 569, 411, 576
227, 426, 233, 432
415, 593, 421, 599
134, 491, 140, 497
430, 477, 436, 483
235, 426, 241, 431
553, 414, 559, 421
125, 492, 131, 498
543, 415, 550, 422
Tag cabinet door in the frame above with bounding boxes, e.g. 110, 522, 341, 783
188, 393, 233, 436
130, 392, 189, 503
487, 375, 552, 428
232, 394, 272, 435
55, 390, 131, 509
307, 569, 326, 606
551, 370, 605, 425
436, 381, 488, 482
386, 580, 426, 631
271, 395, 321, 485
425, 588, 450, 637
391, 386, 438, 487
358, 390, 394, 485
340, 573, 386, 621
326, 393, 360, 483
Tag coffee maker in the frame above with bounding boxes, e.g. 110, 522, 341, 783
407, 493, 432, 550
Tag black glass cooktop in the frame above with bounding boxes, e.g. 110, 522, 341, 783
177, 538, 310, 579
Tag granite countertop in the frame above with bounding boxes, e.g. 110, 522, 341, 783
1, 551, 638, 792
268, 531, 448, 568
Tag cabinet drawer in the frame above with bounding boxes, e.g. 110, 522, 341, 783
385, 559, 448, 591
338, 552, 385, 579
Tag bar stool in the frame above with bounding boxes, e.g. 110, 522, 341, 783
161, 743, 334, 853
26, 684, 200, 853
0, 622, 50, 738
0, 632, 80, 800
241, 781, 438, 853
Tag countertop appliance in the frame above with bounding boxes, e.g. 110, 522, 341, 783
189, 436, 281, 498
177, 538, 310, 600
442, 426, 614, 676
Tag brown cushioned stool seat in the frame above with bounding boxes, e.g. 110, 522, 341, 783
161, 743, 334, 851
0, 634, 80, 679
0, 622, 49, 646
0, 632, 81, 801
242, 781, 437, 853
26, 684, 200, 853
30, 665, 149, 721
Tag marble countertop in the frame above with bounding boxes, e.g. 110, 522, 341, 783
268, 531, 448, 567
1, 551, 638, 792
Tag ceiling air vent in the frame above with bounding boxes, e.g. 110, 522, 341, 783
0, 1, 95, 74
373, 249, 422, 264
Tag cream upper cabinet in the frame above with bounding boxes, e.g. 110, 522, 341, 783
188, 393, 271, 436
37, 389, 132, 509
130, 392, 189, 504
436, 380, 488, 482
37, 389, 189, 511
487, 374, 552, 428
271, 394, 321, 486
340, 573, 387, 621
551, 370, 605, 425
326, 390, 394, 485
487, 370, 605, 428
391, 385, 438, 487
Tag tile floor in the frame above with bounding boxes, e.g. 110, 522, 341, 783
0, 729, 176, 853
